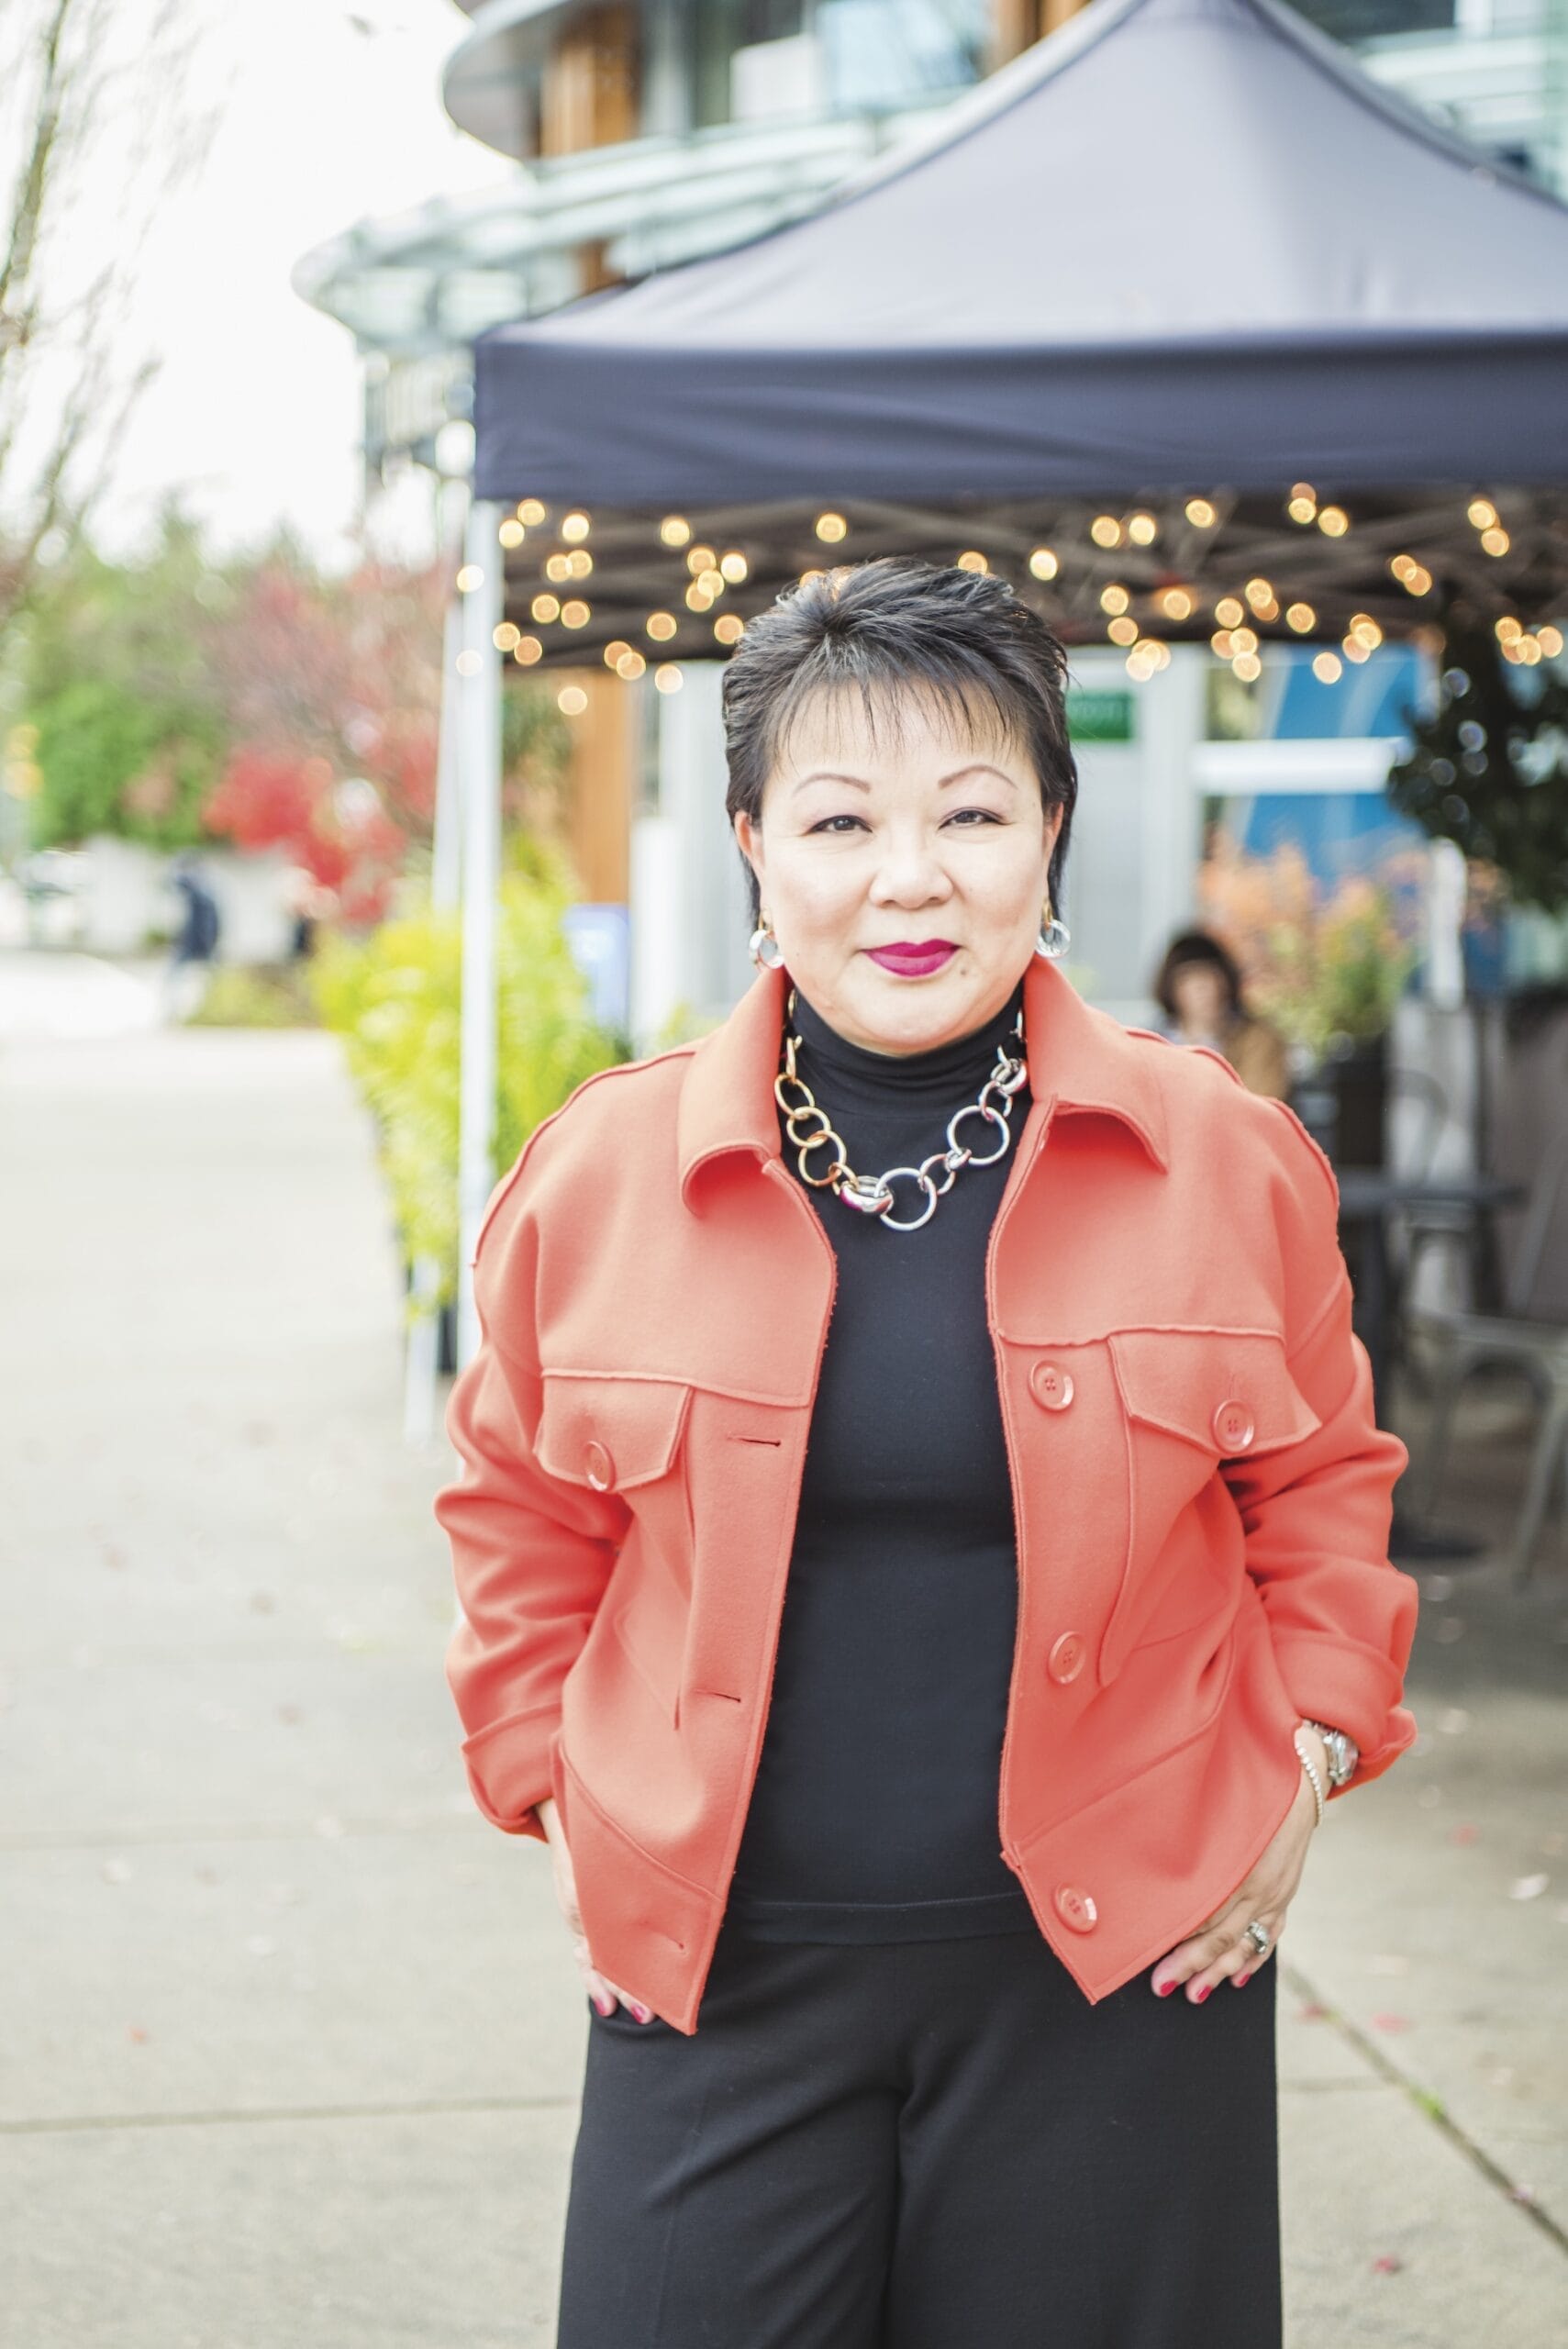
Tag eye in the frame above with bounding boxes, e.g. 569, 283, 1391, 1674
805, 813, 869, 835
944, 807, 1004, 827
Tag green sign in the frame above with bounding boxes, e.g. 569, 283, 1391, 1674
1066, 688, 1135, 743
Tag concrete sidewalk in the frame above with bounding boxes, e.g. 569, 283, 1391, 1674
3, 947, 1566, 2345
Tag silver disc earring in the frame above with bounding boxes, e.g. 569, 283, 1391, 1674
750, 911, 786, 971
1035, 897, 1071, 960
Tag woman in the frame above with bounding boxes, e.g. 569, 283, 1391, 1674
1154, 927, 1292, 1099
435, 558, 1418, 2349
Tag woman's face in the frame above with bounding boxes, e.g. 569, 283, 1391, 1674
733, 684, 1062, 1057
1170, 962, 1230, 1032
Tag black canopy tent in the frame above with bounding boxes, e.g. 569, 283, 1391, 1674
469, 0, 1568, 671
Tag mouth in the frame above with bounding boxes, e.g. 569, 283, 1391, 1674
864, 941, 960, 978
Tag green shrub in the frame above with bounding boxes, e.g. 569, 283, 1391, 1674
183, 964, 319, 1028
311, 865, 622, 1308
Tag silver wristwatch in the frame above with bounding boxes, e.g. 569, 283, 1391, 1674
1302, 1719, 1359, 1788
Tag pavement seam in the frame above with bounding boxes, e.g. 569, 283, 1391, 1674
1282, 1959, 1568, 2260
0, 2093, 581, 2136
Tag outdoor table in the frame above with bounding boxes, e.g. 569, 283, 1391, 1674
1334, 1171, 1529, 1562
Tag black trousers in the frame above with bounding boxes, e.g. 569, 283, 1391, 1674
557, 1915, 1282, 2349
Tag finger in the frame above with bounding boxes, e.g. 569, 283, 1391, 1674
599, 1976, 655, 2023
1191, 1916, 1284, 2001
1151, 1903, 1274, 2000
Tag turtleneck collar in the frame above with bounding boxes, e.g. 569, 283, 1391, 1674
786, 979, 1028, 1111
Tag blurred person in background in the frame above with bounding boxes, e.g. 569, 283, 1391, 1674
436, 560, 1416, 2349
1153, 926, 1291, 1098
163, 853, 221, 1022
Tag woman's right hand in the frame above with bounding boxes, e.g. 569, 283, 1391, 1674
536, 1796, 657, 2023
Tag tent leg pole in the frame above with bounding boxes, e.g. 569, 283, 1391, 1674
405, 480, 473, 1445
455, 499, 506, 1374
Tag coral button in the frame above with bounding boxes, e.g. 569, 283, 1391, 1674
1048, 1631, 1085, 1685
583, 1439, 615, 1491
1053, 1883, 1098, 1932
1030, 1361, 1074, 1411
1212, 1399, 1255, 1452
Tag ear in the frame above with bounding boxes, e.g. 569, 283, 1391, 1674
732, 808, 764, 896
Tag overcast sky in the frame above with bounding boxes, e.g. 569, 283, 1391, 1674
102, 0, 502, 568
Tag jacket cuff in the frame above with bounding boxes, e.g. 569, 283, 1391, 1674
458, 1702, 560, 1843
1270, 1630, 1418, 1796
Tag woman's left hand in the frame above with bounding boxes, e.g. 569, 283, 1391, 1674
1148, 1727, 1327, 2004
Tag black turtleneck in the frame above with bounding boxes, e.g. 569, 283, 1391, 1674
726, 978, 1038, 1942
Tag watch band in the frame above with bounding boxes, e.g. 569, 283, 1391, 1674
1302, 1718, 1359, 1787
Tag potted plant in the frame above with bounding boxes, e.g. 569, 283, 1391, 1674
1196, 828, 1424, 1166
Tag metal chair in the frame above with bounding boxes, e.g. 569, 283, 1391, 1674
1404, 1100, 1568, 1585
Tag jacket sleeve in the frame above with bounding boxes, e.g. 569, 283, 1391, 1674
433, 1156, 630, 1842
1221, 1102, 1420, 1797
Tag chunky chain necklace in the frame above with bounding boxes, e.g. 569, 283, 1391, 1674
773, 988, 1029, 1233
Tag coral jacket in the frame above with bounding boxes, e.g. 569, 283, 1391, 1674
434, 954, 1418, 2034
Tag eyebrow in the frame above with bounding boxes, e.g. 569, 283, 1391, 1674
789, 763, 1019, 797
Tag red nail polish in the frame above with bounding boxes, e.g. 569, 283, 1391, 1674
1234, 1971, 1251, 1988
1193, 1983, 1211, 2004
1155, 1978, 1177, 1998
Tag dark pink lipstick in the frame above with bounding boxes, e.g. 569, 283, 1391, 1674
865, 940, 959, 978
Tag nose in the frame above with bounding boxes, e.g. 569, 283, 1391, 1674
867, 827, 953, 909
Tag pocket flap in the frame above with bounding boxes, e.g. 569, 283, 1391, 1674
1108, 1328, 1321, 1459
536, 1373, 693, 1491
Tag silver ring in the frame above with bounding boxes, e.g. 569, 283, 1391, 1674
1243, 1920, 1271, 1958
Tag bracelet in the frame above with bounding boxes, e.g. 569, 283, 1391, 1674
1293, 1732, 1326, 1829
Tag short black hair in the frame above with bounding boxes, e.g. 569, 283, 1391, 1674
1153, 929, 1245, 1023
720, 556, 1078, 922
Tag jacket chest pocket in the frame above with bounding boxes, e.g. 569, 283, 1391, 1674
535, 1372, 696, 1724
1101, 1327, 1323, 1673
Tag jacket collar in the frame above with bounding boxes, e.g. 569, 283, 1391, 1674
677, 956, 1170, 1209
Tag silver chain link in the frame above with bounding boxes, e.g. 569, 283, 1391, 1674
773, 993, 1029, 1233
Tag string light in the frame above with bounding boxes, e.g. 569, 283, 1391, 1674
815, 514, 847, 542
561, 511, 591, 542
1106, 615, 1138, 646
513, 637, 543, 665
1285, 602, 1316, 632
1244, 578, 1274, 611
531, 593, 561, 623
696, 567, 725, 596
561, 600, 591, 629
1229, 625, 1259, 655
494, 622, 521, 651
1349, 613, 1382, 649
647, 611, 678, 640
685, 583, 714, 611
1312, 651, 1342, 684
719, 551, 749, 583
616, 649, 647, 679
567, 548, 593, 578
1184, 498, 1217, 529
1029, 547, 1059, 580
497, 518, 525, 548
714, 613, 745, 645
517, 499, 547, 525
1159, 586, 1194, 620
1342, 635, 1371, 664
1496, 616, 1523, 642
1211, 629, 1234, 658
1214, 596, 1245, 629
1127, 513, 1158, 545
1100, 584, 1130, 615
455, 648, 481, 676
685, 545, 717, 573
661, 516, 692, 546
1390, 554, 1432, 595
1090, 515, 1122, 548
603, 640, 631, 668
1287, 484, 1317, 523
1317, 505, 1350, 537
1232, 651, 1262, 682
1480, 526, 1510, 556
558, 685, 588, 714
545, 554, 573, 583
654, 662, 684, 693
457, 564, 484, 593
1468, 498, 1498, 530
1539, 624, 1564, 656
957, 550, 989, 573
